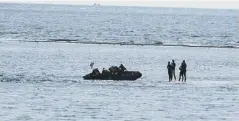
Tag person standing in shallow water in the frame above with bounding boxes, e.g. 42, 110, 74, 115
171, 60, 176, 81
179, 66, 183, 81
179, 60, 187, 82
167, 62, 173, 82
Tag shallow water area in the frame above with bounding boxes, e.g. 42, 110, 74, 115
1, 3, 239, 120
0, 42, 239, 121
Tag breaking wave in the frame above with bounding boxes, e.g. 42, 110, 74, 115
23, 39, 239, 49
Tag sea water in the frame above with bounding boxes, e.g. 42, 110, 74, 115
0, 3, 239, 121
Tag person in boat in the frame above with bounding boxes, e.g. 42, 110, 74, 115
91, 68, 100, 76
119, 64, 127, 71
171, 60, 176, 81
167, 61, 173, 82
102, 68, 110, 78
109, 66, 120, 75
119, 64, 127, 75
178, 60, 187, 82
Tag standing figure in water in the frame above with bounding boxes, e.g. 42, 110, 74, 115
179, 66, 183, 81
167, 62, 173, 82
171, 60, 176, 81
179, 60, 187, 82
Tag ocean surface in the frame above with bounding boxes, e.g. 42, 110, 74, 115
0, 3, 239, 121
1, 3, 239, 46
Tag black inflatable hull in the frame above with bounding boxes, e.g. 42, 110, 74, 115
83, 71, 142, 81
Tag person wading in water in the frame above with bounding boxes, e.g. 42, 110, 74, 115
167, 62, 173, 82
179, 60, 187, 82
171, 60, 176, 81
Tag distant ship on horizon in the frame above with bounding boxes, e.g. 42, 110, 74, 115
93, 3, 100, 7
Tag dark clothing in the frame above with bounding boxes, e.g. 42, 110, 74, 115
181, 63, 187, 72
118, 64, 127, 75
102, 69, 110, 77
171, 62, 176, 70
167, 64, 173, 73
171, 62, 176, 80
179, 62, 187, 82
167, 64, 173, 82
119, 64, 127, 72
179, 67, 183, 81
182, 72, 186, 82
92, 68, 100, 76
109, 66, 120, 74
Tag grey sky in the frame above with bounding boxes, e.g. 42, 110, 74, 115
0, 0, 239, 9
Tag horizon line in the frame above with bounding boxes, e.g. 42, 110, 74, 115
0, 1, 238, 10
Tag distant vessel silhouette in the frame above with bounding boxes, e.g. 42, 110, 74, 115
93, 3, 100, 6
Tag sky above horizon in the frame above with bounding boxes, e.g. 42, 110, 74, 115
0, 0, 239, 9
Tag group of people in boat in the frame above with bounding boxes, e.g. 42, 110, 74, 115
167, 60, 187, 82
90, 64, 127, 77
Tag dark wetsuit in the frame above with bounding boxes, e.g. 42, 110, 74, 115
167, 64, 173, 82
181, 62, 187, 82
171, 62, 176, 80
179, 62, 187, 82
119, 64, 127, 72
109, 66, 120, 75
119, 64, 127, 75
92, 68, 100, 76
102, 69, 110, 78
179, 66, 183, 81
